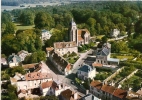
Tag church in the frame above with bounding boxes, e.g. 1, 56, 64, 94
69, 19, 90, 46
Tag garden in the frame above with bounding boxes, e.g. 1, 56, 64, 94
78, 42, 95, 53
109, 66, 136, 84
63, 52, 79, 64
121, 70, 142, 92
94, 67, 113, 82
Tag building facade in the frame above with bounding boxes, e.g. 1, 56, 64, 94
94, 43, 119, 68
77, 64, 96, 80
54, 41, 78, 56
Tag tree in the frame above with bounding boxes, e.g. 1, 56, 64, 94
86, 18, 96, 28
135, 19, 142, 35
19, 11, 34, 25
34, 12, 54, 29
102, 36, 108, 43
23, 51, 46, 64
6, 66, 26, 77
111, 41, 129, 53
2, 34, 17, 56
4, 22, 16, 35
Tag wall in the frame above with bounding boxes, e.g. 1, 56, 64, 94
103, 67, 124, 84
55, 46, 78, 56
119, 69, 138, 84
9, 62, 19, 68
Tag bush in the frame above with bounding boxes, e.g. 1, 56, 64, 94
63, 54, 68, 58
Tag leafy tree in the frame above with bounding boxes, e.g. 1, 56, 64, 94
111, 41, 129, 53
23, 51, 46, 64
34, 12, 54, 29
135, 19, 142, 35
1, 12, 12, 24
19, 11, 34, 25
6, 66, 26, 77
1, 34, 17, 56
4, 22, 16, 35
102, 36, 108, 43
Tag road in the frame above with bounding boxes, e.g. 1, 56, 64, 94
44, 48, 95, 96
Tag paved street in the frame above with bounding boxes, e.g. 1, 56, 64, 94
43, 48, 95, 96
71, 49, 94, 74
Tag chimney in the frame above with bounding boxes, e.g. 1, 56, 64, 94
74, 92, 78, 100
86, 90, 89, 95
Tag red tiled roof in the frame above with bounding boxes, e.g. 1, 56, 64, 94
77, 29, 90, 41
41, 81, 58, 89
92, 63, 103, 67
66, 64, 71, 71
46, 47, 54, 51
61, 89, 81, 100
25, 72, 52, 81
113, 88, 127, 99
90, 80, 102, 90
101, 85, 115, 94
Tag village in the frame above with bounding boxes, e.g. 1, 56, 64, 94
1, 18, 142, 100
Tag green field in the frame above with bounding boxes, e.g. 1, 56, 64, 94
15, 23, 35, 30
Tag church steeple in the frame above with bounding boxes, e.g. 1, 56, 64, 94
69, 18, 77, 43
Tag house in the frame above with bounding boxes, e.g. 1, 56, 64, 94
94, 43, 119, 68
90, 80, 128, 100
40, 81, 70, 96
69, 19, 90, 46
80, 94, 101, 100
110, 29, 120, 38
41, 29, 52, 41
90, 80, 103, 98
40, 80, 58, 96
1, 57, 8, 66
113, 88, 127, 100
8, 53, 21, 68
126, 91, 141, 100
59, 89, 82, 100
54, 41, 78, 56
49, 51, 72, 75
100, 84, 116, 100
77, 64, 96, 80
17, 50, 31, 61
10, 72, 53, 92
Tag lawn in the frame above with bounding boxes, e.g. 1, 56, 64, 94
14, 23, 35, 30
96, 35, 105, 40
116, 55, 134, 60
111, 54, 134, 60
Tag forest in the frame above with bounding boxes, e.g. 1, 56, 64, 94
1, 1, 142, 57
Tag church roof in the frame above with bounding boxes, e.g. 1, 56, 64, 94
77, 29, 90, 41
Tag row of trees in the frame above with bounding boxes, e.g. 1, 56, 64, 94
1, 1, 142, 56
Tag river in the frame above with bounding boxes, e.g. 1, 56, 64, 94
1, 2, 70, 11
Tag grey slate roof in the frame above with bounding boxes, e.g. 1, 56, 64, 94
8, 55, 21, 63
78, 64, 94, 73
